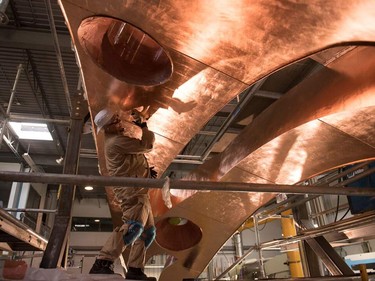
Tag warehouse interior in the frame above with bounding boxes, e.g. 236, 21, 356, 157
0, 0, 375, 280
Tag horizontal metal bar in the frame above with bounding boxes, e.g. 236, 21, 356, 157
175, 154, 202, 160
9, 114, 70, 125
260, 211, 375, 249
171, 159, 203, 165
260, 276, 367, 281
0, 171, 374, 196
3, 208, 56, 213
0, 27, 72, 51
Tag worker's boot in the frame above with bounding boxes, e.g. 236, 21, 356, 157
89, 259, 114, 274
125, 267, 157, 280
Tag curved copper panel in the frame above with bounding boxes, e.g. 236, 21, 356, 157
78, 17, 173, 86
58, 1, 375, 280
179, 46, 375, 187
157, 47, 375, 280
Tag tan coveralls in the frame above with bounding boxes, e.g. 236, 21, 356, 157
98, 127, 155, 269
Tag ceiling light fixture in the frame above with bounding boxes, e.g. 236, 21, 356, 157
55, 156, 64, 165
9, 122, 53, 141
84, 186, 94, 191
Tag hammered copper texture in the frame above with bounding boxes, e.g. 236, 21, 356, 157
58, 1, 375, 280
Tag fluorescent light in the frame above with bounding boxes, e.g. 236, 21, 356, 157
94, 219, 100, 222
9, 122, 53, 141
84, 186, 94, 191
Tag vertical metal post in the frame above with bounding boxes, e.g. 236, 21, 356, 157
254, 213, 266, 278
359, 264, 369, 281
44, 0, 72, 114
233, 232, 244, 259
207, 260, 214, 280
40, 93, 87, 268
0, 64, 23, 148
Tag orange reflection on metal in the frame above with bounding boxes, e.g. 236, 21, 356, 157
177, 0, 249, 60
332, 2, 375, 42
78, 17, 173, 86
58, 0, 375, 279
158, 47, 375, 280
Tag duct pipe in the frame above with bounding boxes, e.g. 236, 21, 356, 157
0, 64, 23, 148
0, 0, 9, 24
0, 171, 375, 196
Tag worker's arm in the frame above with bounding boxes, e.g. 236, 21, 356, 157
111, 128, 155, 154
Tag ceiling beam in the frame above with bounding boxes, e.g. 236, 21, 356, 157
0, 28, 72, 52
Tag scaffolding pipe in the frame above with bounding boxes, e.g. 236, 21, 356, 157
316, 161, 372, 186
9, 114, 70, 125
3, 208, 56, 213
0, 64, 23, 148
44, 0, 72, 113
254, 213, 266, 278
0, 171, 374, 196
0, 171, 373, 196
214, 246, 255, 280
233, 232, 244, 259
254, 161, 375, 218
260, 211, 375, 249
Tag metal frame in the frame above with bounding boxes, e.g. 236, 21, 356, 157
0, 208, 47, 251
214, 162, 375, 279
40, 93, 88, 268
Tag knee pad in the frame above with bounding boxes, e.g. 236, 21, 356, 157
140, 226, 156, 249
123, 221, 144, 246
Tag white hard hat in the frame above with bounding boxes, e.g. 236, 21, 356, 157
94, 108, 114, 133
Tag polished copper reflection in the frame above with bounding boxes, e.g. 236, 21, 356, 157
78, 17, 173, 86
58, 1, 375, 280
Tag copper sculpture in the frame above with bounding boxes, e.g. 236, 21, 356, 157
58, 1, 375, 280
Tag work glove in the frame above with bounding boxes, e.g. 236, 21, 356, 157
149, 167, 158, 178
133, 119, 147, 128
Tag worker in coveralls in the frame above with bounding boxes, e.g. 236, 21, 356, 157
90, 108, 157, 281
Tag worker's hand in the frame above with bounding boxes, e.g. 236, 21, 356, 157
133, 120, 147, 128
149, 167, 157, 178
